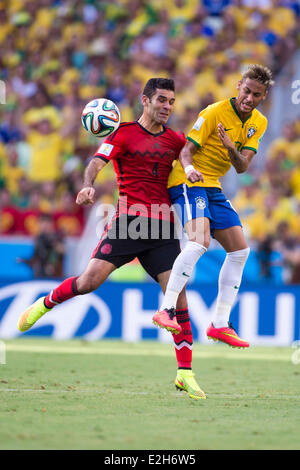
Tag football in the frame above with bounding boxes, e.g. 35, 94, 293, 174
81, 98, 121, 137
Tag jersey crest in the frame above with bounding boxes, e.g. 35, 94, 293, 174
247, 126, 257, 139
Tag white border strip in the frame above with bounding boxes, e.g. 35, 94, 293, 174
183, 184, 192, 221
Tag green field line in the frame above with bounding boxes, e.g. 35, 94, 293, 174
4, 342, 294, 362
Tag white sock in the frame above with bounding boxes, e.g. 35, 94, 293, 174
212, 247, 250, 328
160, 241, 207, 310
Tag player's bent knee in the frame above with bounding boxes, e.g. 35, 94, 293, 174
188, 233, 210, 248
187, 237, 210, 251
76, 274, 101, 294
228, 246, 250, 262
185, 218, 211, 248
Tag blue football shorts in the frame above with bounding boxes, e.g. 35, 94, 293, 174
168, 184, 242, 237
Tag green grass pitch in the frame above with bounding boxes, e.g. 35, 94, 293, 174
0, 338, 299, 450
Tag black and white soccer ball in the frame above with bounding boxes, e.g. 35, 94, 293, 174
81, 98, 121, 137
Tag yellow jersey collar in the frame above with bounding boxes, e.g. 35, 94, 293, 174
230, 97, 252, 126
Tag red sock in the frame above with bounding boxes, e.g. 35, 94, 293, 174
44, 276, 80, 308
173, 308, 193, 369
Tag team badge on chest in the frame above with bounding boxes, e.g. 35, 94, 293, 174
247, 126, 257, 138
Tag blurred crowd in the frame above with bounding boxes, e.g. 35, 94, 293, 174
233, 117, 300, 283
0, 0, 300, 281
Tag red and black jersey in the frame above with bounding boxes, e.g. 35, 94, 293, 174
94, 121, 186, 220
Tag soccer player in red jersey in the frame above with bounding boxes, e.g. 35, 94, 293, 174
18, 78, 206, 400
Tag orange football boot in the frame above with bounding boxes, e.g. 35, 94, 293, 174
207, 322, 249, 348
152, 308, 182, 335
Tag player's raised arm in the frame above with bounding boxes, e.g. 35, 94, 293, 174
179, 140, 204, 183
76, 157, 107, 205
217, 123, 254, 174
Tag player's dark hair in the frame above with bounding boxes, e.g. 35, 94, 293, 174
241, 64, 275, 90
143, 78, 175, 100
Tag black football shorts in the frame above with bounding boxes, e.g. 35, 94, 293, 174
92, 215, 181, 281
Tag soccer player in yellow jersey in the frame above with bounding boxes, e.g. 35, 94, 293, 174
153, 64, 274, 348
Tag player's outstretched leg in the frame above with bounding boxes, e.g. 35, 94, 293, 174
153, 241, 207, 335
18, 276, 80, 332
208, 242, 250, 348
18, 296, 51, 332
18, 259, 116, 332
173, 308, 206, 399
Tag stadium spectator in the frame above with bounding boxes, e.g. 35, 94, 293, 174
203, 0, 231, 16
0, 105, 23, 144
18, 212, 65, 278
232, 172, 265, 240
26, 117, 65, 183
272, 221, 300, 284
19, 189, 43, 236
53, 191, 85, 237
0, 187, 20, 234
2, 144, 25, 196
256, 234, 274, 281
267, 121, 300, 164
11, 175, 31, 208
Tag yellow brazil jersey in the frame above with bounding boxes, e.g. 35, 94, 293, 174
27, 130, 63, 182
168, 98, 268, 190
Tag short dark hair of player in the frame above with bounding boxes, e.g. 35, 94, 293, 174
241, 64, 275, 91
143, 78, 175, 100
